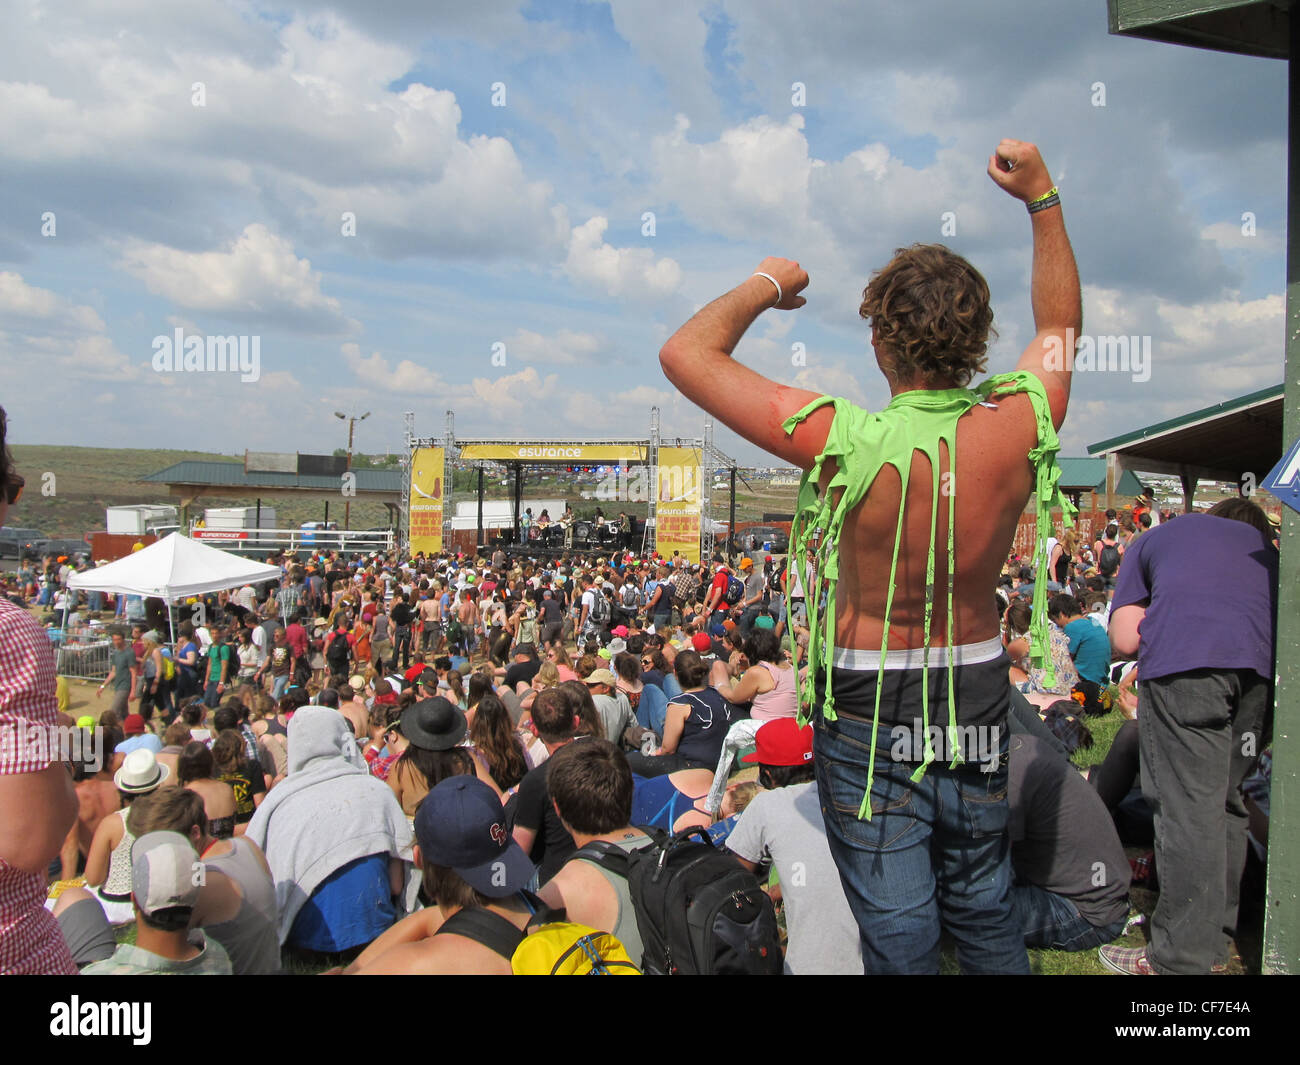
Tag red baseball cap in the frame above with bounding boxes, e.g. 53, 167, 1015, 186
690, 632, 712, 654
123, 714, 146, 736
742, 718, 814, 767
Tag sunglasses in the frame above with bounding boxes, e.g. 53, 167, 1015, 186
4, 473, 23, 506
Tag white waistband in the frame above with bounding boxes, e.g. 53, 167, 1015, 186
830, 635, 1005, 672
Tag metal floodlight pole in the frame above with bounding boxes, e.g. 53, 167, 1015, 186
401, 411, 415, 551
335, 409, 370, 532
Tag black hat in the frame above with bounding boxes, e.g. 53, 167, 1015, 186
400, 697, 467, 751
418, 668, 439, 689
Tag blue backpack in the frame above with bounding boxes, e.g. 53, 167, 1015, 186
724, 574, 745, 606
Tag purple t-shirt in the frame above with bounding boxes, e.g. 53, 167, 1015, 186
1112, 514, 1276, 682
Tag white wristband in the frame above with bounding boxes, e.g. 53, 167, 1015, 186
752, 271, 782, 305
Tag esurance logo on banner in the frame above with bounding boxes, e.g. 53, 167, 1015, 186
516, 446, 583, 459
656, 446, 702, 564
458, 444, 647, 463
409, 447, 445, 554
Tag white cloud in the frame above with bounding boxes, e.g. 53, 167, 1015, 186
504, 328, 610, 366
0, 272, 105, 333
119, 224, 357, 333
341, 342, 446, 393
1200, 221, 1283, 254
564, 382, 677, 433
469, 367, 561, 417
564, 216, 682, 299
654, 114, 825, 248
600, 1, 718, 121
1052, 286, 1284, 453
0, 272, 138, 383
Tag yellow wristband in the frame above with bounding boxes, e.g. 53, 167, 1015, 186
1028, 185, 1058, 205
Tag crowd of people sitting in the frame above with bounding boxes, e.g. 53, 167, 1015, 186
0, 487, 1279, 975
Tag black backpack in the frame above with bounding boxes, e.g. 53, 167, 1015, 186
575, 827, 783, 975
590, 590, 611, 625
327, 631, 350, 662
1098, 542, 1121, 577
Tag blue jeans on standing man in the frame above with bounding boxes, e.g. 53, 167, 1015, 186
812, 662, 1029, 974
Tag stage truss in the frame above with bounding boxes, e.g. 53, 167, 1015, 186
402, 408, 737, 560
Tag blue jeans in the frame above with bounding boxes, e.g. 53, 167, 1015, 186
814, 710, 1029, 974
272, 673, 290, 700
1012, 883, 1127, 951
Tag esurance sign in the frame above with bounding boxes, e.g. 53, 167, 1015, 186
458, 444, 648, 462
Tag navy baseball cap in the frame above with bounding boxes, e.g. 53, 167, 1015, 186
414, 776, 534, 897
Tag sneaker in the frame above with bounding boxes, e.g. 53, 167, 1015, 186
1099, 944, 1158, 975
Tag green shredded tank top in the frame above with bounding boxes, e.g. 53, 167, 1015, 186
781, 370, 1075, 819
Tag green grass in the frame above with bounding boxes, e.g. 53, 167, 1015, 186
7, 444, 399, 539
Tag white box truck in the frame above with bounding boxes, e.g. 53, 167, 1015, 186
105, 505, 179, 536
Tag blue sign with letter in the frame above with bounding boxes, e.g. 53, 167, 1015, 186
1262, 436, 1300, 514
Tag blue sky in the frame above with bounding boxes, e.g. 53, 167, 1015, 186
0, 0, 1288, 467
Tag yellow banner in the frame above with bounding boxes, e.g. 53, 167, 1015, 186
409, 447, 445, 555
458, 443, 647, 462
656, 446, 702, 563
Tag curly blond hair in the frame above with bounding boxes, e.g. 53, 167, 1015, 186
859, 244, 996, 388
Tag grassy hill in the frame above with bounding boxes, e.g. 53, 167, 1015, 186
6, 446, 396, 539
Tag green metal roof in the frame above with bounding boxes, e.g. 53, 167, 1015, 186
142, 460, 404, 494
1054, 458, 1143, 496
1087, 384, 1284, 456
1056, 457, 1107, 489
1108, 0, 1291, 60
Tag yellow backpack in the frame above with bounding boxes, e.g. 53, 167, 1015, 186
511, 921, 640, 976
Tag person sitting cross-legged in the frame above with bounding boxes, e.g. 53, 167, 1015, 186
81, 832, 232, 975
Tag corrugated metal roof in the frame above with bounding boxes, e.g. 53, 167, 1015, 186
1086, 385, 1285, 483
1056, 457, 1107, 489
1088, 384, 1283, 456
142, 460, 403, 493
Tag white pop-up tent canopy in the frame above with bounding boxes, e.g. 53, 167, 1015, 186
68, 533, 281, 600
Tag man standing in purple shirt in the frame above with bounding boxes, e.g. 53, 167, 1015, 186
1100, 498, 1277, 975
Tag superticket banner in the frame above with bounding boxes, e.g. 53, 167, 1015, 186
656, 446, 702, 563
408, 447, 445, 555
458, 443, 647, 462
